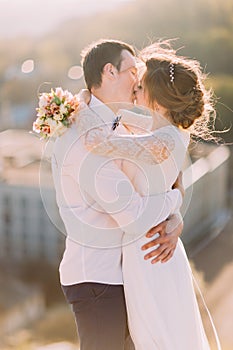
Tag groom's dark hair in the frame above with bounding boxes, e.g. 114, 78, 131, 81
81, 39, 135, 90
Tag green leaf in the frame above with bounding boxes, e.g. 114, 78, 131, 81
52, 96, 61, 105
62, 119, 69, 127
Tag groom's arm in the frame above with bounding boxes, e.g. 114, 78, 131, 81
142, 213, 183, 263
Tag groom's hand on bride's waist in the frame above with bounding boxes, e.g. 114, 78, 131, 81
141, 214, 183, 264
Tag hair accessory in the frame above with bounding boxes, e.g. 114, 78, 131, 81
169, 63, 175, 84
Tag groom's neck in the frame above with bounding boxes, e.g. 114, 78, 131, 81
91, 87, 119, 112
91, 87, 115, 104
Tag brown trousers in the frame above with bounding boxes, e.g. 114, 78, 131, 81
62, 282, 135, 350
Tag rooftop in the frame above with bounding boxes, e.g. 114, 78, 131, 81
0, 129, 53, 188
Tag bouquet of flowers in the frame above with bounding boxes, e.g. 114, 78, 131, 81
32, 87, 80, 139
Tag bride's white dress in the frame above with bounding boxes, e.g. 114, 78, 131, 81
77, 107, 211, 350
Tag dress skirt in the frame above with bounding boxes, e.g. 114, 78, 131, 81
122, 236, 210, 350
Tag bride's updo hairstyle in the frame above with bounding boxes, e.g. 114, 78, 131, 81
140, 41, 217, 141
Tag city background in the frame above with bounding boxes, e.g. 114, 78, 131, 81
0, 0, 232, 349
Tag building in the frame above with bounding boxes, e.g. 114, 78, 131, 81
0, 129, 65, 265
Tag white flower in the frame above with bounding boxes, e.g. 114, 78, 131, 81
53, 113, 63, 121
33, 122, 41, 133
55, 87, 63, 99
37, 107, 47, 117
35, 117, 44, 125
64, 89, 73, 100
60, 103, 67, 115
39, 94, 49, 108
46, 118, 57, 131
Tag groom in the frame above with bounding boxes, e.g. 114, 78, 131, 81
52, 39, 184, 350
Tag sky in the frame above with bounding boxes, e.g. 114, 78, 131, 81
0, 0, 135, 38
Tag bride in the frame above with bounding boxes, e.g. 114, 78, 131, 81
76, 45, 219, 349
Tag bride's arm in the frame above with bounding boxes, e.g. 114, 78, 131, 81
75, 92, 175, 165
119, 109, 153, 133
84, 126, 175, 165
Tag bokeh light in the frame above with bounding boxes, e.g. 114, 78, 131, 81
67, 65, 83, 80
21, 59, 34, 74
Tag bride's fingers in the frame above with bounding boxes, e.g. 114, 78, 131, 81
77, 89, 91, 104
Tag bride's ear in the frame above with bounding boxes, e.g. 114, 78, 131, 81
103, 63, 117, 80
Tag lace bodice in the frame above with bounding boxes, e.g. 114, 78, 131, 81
76, 107, 176, 165
85, 129, 175, 165
76, 106, 190, 195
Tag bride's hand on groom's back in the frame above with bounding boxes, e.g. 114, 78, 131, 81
141, 214, 183, 264
77, 89, 91, 105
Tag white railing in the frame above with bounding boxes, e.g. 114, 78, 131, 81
181, 145, 231, 255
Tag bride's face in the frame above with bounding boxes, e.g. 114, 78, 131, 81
133, 64, 147, 107
135, 79, 150, 108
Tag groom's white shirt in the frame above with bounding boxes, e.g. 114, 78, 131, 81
52, 95, 182, 286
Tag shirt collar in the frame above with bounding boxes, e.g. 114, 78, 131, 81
89, 95, 116, 124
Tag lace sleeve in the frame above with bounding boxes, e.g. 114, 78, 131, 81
75, 105, 175, 165
119, 109, 153, 133
84, 127, 175, 165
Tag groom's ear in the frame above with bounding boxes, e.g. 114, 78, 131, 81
103, 63, 117, 80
